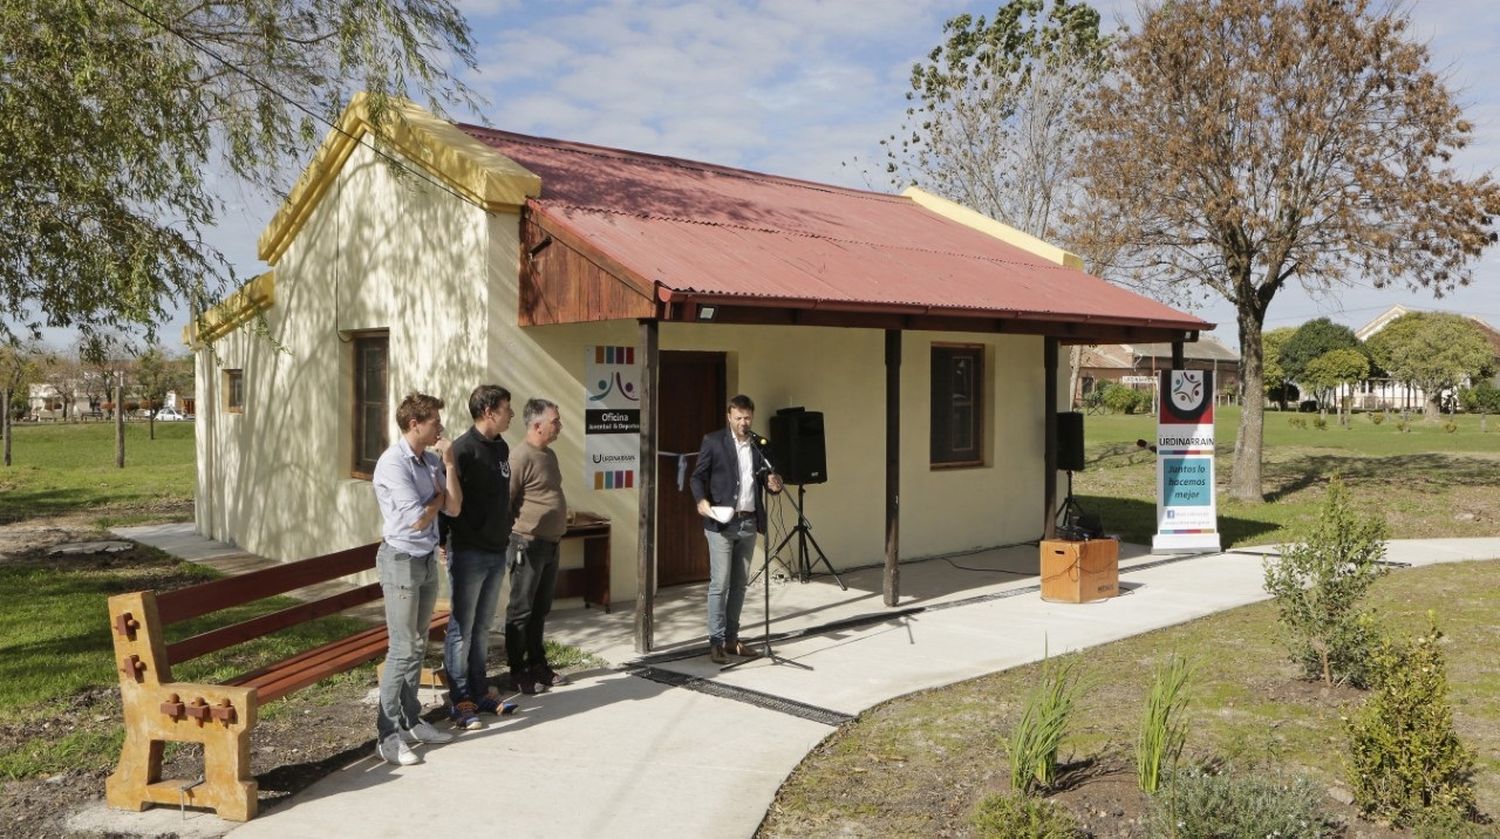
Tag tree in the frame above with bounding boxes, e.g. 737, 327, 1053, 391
1459, 381, 1500, 433
1074, 0, 1500, 501
1303, 348, 1370, 426
0, 343, 43, 466
1, 0, 480, 343
1279, 318, 1363, 395
1261, 326, 1296, 410
883, 0, 1111, 243
133, 346, 187, 440
1365, 312, 1493, 421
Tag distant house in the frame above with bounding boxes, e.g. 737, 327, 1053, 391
1346, 305, 1500, 412
188, 94, 1212, 646
1074, 336, 1240, 406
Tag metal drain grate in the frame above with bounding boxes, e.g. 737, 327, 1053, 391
625, 664, 853, 727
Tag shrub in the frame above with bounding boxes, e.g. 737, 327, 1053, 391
1137, 653, 1191, 795
1288, 415, 1308, 429
1145, 768, 1340, 838
1312, 414, 1328, 430
1413, 805, 1492, 838
1263, 478, 1388, 687
1396, 419, 1411, 432
1345, 615, 1477, 827
1098, 381, 1150, 415
1369, 410, 1386, 425
971, 793, 1083, 839
1442, 419, 1458, 433
1008, 653, 1083, 795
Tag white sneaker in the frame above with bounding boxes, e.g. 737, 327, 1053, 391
400, 720, 455, 745
375, 733, 419, 766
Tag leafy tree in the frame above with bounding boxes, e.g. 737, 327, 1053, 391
0, 343, 43, 466
1279, 318, 1362, 391
884, 0, 1110, 243
1074, 0, 1500, 502
1, 0, 480, 343
1458, 381, 1500, 432
1303, 348, 1370, 426
1365, 312, 1493, 421
133, 347, 187, 440
1261, 326, 1296, 410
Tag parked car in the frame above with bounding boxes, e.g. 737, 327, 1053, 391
153, 407, 192, 421
1297, 399, 1320, 413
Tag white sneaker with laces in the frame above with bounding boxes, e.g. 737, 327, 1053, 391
401, 720, 455, 745
375, 733, 419, 765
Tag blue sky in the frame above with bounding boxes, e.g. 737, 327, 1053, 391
172, 0, 1500, 350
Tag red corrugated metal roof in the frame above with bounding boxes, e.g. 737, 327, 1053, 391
461, 125, 1210, 331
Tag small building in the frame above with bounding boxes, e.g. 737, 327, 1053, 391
1348, 305, 1500, 411
1073, 336, 1239, 406
189, 95, 1210, 648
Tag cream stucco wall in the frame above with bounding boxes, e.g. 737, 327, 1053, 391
197, 141, 1060, 603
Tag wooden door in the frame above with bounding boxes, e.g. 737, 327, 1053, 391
656, 351, 725, 586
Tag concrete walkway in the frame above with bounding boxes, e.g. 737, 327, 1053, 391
74, 526, 1500, 838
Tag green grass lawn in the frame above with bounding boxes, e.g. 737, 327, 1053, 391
1076, 405, 1500, 547
764, 559, 1500, 837
0, 421, 196, 526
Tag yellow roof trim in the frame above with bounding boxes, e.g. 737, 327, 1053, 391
903, 187, 1084, 270
183, 271, 276, 348
257, 92, 542, 264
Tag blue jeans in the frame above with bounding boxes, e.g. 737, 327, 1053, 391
504, 533, 560, 675
705, 517, 757, 646
443, 546, 505, 703
376, 543, 439, 740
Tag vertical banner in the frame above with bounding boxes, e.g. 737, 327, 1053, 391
585, 345, 641, 490
1153, 369, 1221, 553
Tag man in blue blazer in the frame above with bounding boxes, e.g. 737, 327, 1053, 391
691, 394, 783, 664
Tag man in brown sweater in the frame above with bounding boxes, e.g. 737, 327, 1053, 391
505, 397, 568, 695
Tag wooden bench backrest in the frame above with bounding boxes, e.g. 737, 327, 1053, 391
153, 543, 382, 664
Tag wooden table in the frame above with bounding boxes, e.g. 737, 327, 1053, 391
554, 519, 611, 612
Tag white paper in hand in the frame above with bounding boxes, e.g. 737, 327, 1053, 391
708, 506, 735, 524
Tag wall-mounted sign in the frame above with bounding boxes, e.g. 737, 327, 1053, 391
1153, 369, 1221, 553
585, 345, 640, 490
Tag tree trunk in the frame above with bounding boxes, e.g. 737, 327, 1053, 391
2, 388, 10, 467
1423, 393, 1441, 422
114, 379, 125, 469
1231, 306, 1267, 502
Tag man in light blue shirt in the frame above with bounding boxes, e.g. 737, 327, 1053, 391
371, 392, 463, 765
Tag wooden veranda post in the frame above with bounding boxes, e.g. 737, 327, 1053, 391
884, 329, 901, 607
1043, 337, 1059, 540
1171, 341, 1184, 369
635, 319, 660, 653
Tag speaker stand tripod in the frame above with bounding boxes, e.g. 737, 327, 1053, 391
769, 484, 847, 589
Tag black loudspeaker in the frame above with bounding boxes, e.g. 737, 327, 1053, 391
769, 408, 827, 485
1057, 411, 1085, 472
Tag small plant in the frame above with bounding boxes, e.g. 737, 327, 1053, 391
1008, 653, 1084, 795
1345, 615, 1477, 827
1137, 653, 1191, 795
1145, 768, 1341, 838
971, 792, 1083, 838
1413, 805, 1492, 838
1442, 419, 1458, 433
1312, 414, 1328, 430
1263, 477, 1388, 687
1288, 415, 1308, 429
1396, 419, 1411, 432
1369, 410, 1386, 425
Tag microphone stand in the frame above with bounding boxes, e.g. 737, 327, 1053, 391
722, 443, 811, 672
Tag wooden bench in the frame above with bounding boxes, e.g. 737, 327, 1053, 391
105, 542, 449, 821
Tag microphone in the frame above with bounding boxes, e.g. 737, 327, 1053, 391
751, 432, 775, 473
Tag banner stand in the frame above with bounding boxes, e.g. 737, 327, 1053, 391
1152, 369, 1221, 554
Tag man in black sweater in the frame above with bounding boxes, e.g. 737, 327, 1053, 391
441, 385, 515, 730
